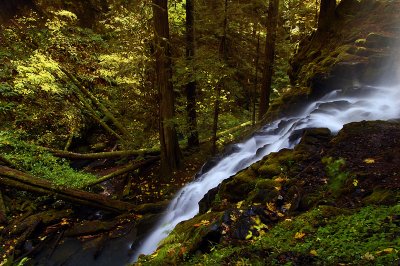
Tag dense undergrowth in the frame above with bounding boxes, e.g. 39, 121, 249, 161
0, 130, 97, 188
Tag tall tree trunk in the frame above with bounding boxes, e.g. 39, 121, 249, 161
186, 0, 199, 148
252, 24, 260, 126
153, 0, 182, 177
211, 85, 221, 155
258, 0, 279, 121
211, 0, 228, 155
317, 0, 336, 32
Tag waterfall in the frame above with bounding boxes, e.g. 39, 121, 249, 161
131, 84, 400, 262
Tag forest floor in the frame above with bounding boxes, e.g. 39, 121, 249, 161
0, 132, 246, 265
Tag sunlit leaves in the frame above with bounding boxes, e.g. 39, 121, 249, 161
45, 10, 78, 31
13, 51, 65, 95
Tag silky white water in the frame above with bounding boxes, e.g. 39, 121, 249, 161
131, 84, 400, 261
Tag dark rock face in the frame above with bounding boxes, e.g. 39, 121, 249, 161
198, 186, 219, 214
289, 0, 400, 91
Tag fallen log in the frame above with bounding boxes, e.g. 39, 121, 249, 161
81, 156, 160, 188
0, 189, 7, 224
199, 121, 252, 144
45, 147, 160, 160
0, 166, 135, 213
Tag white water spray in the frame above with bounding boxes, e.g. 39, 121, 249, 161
132, 84, 400, 261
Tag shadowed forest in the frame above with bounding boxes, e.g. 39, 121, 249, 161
0, 0, 400, 265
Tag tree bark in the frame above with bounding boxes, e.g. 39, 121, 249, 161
153, 0, 182, 178
0, 166, 135, 213
211, 85, 221, 155
258, 0, 279, 120
212, 0, 228, 155
185, 0, 199, 148
317, 0, 336, 32
253, 24, 260, 126
0, 189, 7, 223
72, 90, 125, 143
45, 147, 160, 160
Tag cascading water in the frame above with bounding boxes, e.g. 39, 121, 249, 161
131, 84, 400, 262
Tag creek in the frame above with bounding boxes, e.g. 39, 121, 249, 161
131, 84, 400, 262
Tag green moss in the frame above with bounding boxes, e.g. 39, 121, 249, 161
322, 156, 350, 196
255, 179, 279, 189
363, 188, 398, 205
258, 163, 281, 177
175, 205, 400, 266
138, 212, 224, 265
0, 130, 97, 188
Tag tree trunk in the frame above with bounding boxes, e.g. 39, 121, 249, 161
0, 189, 7, 223
45, 147, 160, 160
317, 0, 336, 32
258, 0, 279, 120
0, 166, 135, 213
186, 0, 199, 148
211, 85, 221, 155
253, 24, 260, 126
153, 0, 182, 178
61, 68, 133, 143
212, 0, 228, 155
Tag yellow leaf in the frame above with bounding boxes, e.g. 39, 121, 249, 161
383, 248, 394, 253
236, 200, 244, 209
193, 220, 210, 227
274, 176, 287, 183
150, 250, 159, 259
283, 203, 292, 210
245, 231, 253, 240
266, 202, 276, 212
364, 158, 375, 164
353, 179, 359, 187
310, 250, 318, 256
294, 232, 306, 239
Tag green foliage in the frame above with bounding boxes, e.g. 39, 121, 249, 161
322, 156, 349, 195
257, 205, 400, 265
0, 131, 97, 188
181, 205, 400, 265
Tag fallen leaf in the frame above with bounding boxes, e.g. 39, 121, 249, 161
364, 158, 375, 164
294, 232, 306, 239
310, 250, 318, 256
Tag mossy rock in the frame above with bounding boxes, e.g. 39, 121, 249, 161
219, 172, 256, 202
247, 187, 279, 205
257, 163, 281, 177
255, 179, 280, 190
143, 212, 224, 265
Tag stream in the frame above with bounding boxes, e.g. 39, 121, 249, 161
131, 84, 400, 262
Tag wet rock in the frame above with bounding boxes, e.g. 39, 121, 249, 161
365, 33, 397, 49
196, 223, 222, 253
199, 186, 219, 214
